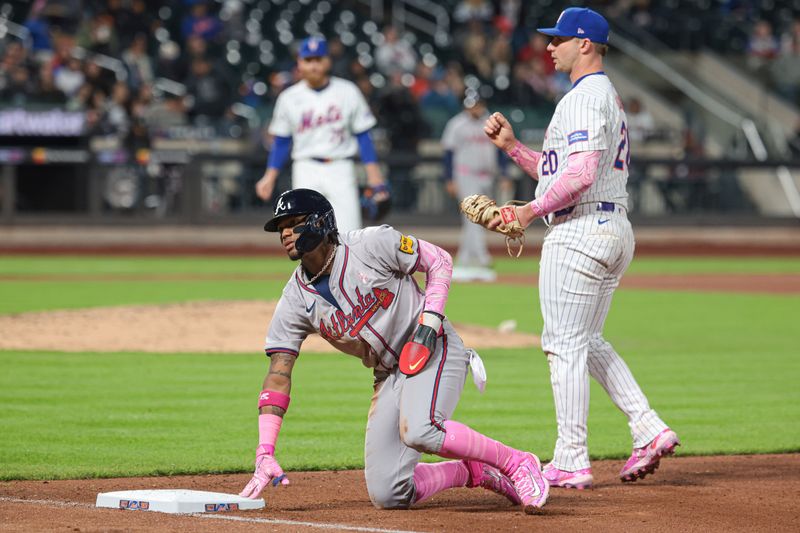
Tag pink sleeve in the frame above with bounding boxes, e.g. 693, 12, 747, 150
506, 140, 542, 180
415, 239, 452, 316
528, 150, 601, 218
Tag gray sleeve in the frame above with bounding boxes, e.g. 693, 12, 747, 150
441, 116, 459, 150
359, 224, 421, 275
264, 288, 312, 357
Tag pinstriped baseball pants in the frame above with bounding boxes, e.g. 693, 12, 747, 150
540, 205, 668, 471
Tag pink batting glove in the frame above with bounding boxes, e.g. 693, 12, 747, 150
239, 453, 290, 499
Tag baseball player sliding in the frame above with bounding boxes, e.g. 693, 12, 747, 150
255, 37, 388, 232
474, 8, 679, 489
239, 188, 548, 513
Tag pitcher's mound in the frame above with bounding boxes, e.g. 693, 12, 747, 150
0, 301, 540, 353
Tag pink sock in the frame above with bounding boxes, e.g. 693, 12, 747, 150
438, 420, 521, 476
412, 461, 469, 504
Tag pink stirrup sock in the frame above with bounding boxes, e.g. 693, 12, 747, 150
437, 420, 521, 476
412, 461, 470, 504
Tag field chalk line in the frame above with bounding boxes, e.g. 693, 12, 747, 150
0, 496, 424, 533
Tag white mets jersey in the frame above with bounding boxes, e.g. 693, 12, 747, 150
268, 77, 377, 161
264, 225, 425, 372
536, 73, 630, 209
441, 111, 499, 177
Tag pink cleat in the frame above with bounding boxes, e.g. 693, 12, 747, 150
620, 428, 680, 482
505, 452, 549, 514
542, 463, 593, 490
463, 460, 522, 505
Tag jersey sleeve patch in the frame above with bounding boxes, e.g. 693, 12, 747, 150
568, 130, 589, 145
399, 235, 415, 255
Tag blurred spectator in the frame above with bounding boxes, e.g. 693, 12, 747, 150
142, 93, 188, 130
84, 59, 116, 96
454, 0, 493, 24
747, 20, 779, 71
780, 19, 800, 55
123, 34, 155, 92
185, 58, 230, 120
410, 64, 433, 101
328, 38, 353, 79
489, 34, 513, 80
107, 81, 131, 136
54, 57, 86, 97
769, 35, 800, 105
378, 73, 424, 151
461, 20, 492, 79
175, 34, 211, 83
182, 1, 222, 41
516, 34, 555, 76
77, 12, 119, 56
156, 40, 182, 79
378, 72, 423, 209
34, 63, 67, 104
375, 26, 417, 76
355, 75, 380, 118
119, 0, 153, 48
0, 66, 36, 105
420, 73, 460, 115
627, 98, 656, 143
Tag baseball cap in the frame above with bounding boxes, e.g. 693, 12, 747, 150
537, 8, 609, 45
298, 37, 328, 58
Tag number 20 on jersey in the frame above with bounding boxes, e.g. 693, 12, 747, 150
541, 121, 630, 176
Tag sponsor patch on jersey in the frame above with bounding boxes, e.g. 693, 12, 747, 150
399, 235, 414, 255
568, 130, 589, 145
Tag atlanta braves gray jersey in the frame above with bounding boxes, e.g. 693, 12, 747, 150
268, 77, 377, 161
537, 73, 630, 209
264, 225, 423, 371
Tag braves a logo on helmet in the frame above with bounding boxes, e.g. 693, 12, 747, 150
275, 194, 287, 214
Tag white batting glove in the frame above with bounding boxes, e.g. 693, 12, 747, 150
239, 454, 290, 499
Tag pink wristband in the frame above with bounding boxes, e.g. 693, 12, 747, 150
258, 389, 291, 411
257, 413, 283, 456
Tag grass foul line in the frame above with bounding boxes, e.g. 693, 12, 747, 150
0, 496, 425, 533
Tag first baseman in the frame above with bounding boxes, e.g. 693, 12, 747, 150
482, 8, 679, 489
239, 188, 549, 513
255, 37, 387, 233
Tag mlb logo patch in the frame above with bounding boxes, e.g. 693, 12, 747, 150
568, 130, 589, 145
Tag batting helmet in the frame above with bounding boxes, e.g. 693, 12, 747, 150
264, 188, 338, 254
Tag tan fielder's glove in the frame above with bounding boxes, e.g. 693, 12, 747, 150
459, 194, 526, 258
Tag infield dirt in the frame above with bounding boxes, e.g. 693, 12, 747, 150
1, 454, 797, 532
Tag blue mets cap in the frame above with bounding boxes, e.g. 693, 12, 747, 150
537, 8, 609, 45
298, 37, 328, 58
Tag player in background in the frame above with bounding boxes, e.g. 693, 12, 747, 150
254, 37, 388, 233
442, 95, 512, 282
239, 188, 549, 514
483, 8, 679, 489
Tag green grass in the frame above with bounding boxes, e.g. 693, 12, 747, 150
0, 255, 798, 480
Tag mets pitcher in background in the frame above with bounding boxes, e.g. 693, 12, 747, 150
484, 8, 679, 489
254, 37, 388, 232
239, 188, 549, 514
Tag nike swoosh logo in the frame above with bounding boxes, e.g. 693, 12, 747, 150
305, 301, 316, 314
408, 356, 426, 371
598, 219, 610, 225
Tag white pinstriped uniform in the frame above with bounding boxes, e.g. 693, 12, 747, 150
537, 73, 668, 471
269, 77, 377, 233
